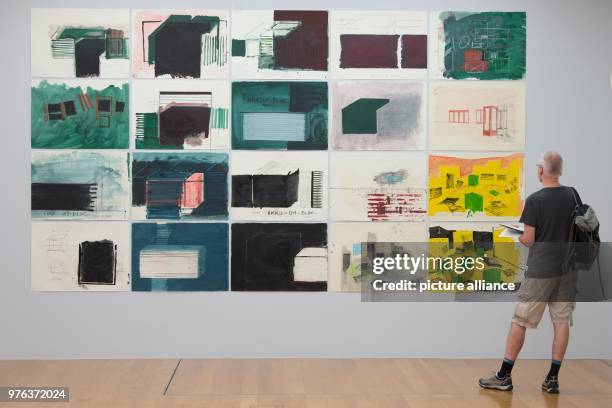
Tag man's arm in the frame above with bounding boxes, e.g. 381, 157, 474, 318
518, 195, 537, 247
519, 224, 535, 247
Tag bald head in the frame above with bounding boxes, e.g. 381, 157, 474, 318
539, 151, 563, 178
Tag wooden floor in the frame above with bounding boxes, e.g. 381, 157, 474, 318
0, 359, 611, 407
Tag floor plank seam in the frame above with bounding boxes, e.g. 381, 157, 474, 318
163, 359, 182, 396
600, 359, 612, 368
161, 391, 579, 398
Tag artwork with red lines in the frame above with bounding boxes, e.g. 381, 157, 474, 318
367, 192, 426, 221
330, 151, 427, 221
430, 82, 525, 151
447, 105, 508, 137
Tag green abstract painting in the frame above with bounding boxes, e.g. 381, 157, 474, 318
31, 80, 129, 149
438, 11, 526, 80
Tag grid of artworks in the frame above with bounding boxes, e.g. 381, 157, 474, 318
29, 9, 526, 292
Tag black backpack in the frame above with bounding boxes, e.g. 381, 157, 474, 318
564, 187, 600, 271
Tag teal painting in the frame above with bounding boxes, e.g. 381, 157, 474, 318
232, 81, 328, 150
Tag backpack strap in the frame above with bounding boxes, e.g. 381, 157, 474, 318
567, 186, 583, 207
565, 186, 581, 244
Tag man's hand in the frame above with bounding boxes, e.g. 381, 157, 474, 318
519, 224, 535, 247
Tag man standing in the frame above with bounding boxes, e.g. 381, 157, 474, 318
479, 151, 577, 394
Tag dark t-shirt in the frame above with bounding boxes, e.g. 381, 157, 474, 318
519, 186, 577, 277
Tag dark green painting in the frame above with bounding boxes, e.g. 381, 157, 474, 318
441, 12, 526, 80
31, 80, 129, 149
232, 81, 328, 150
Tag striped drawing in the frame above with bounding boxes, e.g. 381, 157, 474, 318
210, 108, 228, 129
51, 38, 75, 58
202, 33, 227, 66
135, 112, 158, 141
311, 171, 323, 208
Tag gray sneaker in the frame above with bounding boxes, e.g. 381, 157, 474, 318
542, 376, 560, 394
478, 371, 514, 391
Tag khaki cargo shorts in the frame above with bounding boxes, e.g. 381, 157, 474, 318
512, 272, 577, 329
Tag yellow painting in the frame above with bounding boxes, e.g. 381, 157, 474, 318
429, 153, 524, 220
428, 223, 522, 286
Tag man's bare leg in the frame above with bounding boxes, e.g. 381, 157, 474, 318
504, 322, 527, 361
552, 322, 569, 361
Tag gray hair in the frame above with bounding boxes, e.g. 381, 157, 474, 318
539, 151, 563, 177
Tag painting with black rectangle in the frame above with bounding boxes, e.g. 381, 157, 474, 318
132, 79, 229, 150
131, 152, 228, 220
32, 151, 129, 220
31, 221, 130, 291
78, 240, 117, 285
231, 152, 327, 221
132, 10, 228, 79
31, 9, 130, 78
232, 223, 327, 291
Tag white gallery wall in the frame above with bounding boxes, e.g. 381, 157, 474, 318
1, 0, 611, 359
